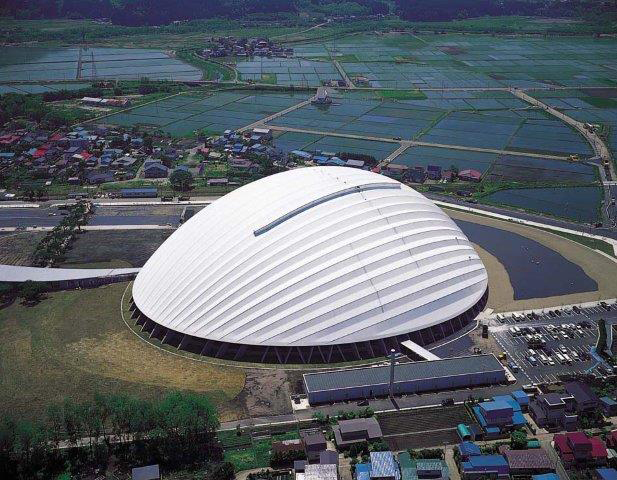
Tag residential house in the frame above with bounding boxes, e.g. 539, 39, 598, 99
460, 455, 509, 479
601, 397, 617, 416
473, 396, 525, 436
304, 463, 338, 480
399, 452, 448, 480
346, 159, 365, 169
511, 390, 530, 411
502, 447, 555, 476
356, 463, 372, 480
605, 430, 617, 449
370, 451, 400, 480
333, 418, 383, 449
596, 468, 617, 480
532, 474, 559, 480
320, 450, 339, 466
85, 171, 114, 185
144, 162, 169, 179
458, 169, 482, 182
565, 382, 600, 413
553, 432, 607, 467
301, 431, 327, 463
207, 178, 229, 187
529, 393, 578, 431
426, 165, 442, 180
459, 441, 482, 461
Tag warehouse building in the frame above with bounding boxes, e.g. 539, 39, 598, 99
303, 354, 506, 405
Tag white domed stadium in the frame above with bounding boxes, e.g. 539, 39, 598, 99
130, 166, 488, 364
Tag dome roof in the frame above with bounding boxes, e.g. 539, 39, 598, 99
133, 166, 488, 347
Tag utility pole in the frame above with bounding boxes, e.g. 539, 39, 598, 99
389, 349, 396, 398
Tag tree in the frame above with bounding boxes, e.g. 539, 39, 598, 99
18, 281, 47, 303
169, 169, 193, 191
510, 429, 527, 450
208, 462, 235, 480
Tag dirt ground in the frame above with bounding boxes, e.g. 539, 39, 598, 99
446, 209, 617, 312
232, 369, 295, 419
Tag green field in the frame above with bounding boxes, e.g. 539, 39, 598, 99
0, 282, 246, 422
223, 431, 299, 471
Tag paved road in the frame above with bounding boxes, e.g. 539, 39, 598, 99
333, 59, 354, 88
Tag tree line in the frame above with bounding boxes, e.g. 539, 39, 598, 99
0, 391, 227, 479
394, 0, 617, 23
2, 0, 391, 26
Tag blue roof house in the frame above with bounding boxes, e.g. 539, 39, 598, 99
461, 455, 509, 479
356, 463, 372, 480
511, 390, 530, 409
370, 451, 401, 480
459, 441, 482, 461
532, 474, 560, 480
597, 468, 617, 480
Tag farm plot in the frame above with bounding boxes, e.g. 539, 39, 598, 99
0, 46, 202, 82
268, 96, 444, 139
235, 58, 341, 86
507, 119, 592, 156
295, 33, 617, 89
342, 61, 500, 89
102, 91, 308, 136
485, 154, 597, 183
483, 186, 603, 223
418, 110, 523, 150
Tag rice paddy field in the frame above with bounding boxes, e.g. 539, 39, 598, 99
235, 58, 341, 86
101, 91, 308, 135
293, 33, 617, 89
0, 46, 202, 82
483, 186, 603, 222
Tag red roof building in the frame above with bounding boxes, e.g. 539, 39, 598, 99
554, 432, 607, 467
605, 430, 617, 449
0, 134, 21, 145
459, 169, 482, 182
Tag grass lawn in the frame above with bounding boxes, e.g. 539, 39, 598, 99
0, 282, 245, 422
375, 89, 427, 100
223, 431, 299, 471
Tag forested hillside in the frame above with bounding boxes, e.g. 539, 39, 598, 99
394, 0, 617, 23
2, 0, 615, 26
1, 0, 388, 25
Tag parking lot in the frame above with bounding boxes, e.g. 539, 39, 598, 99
490, 303, 617, 384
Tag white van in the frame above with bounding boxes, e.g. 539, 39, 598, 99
556, 353, 566, 364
